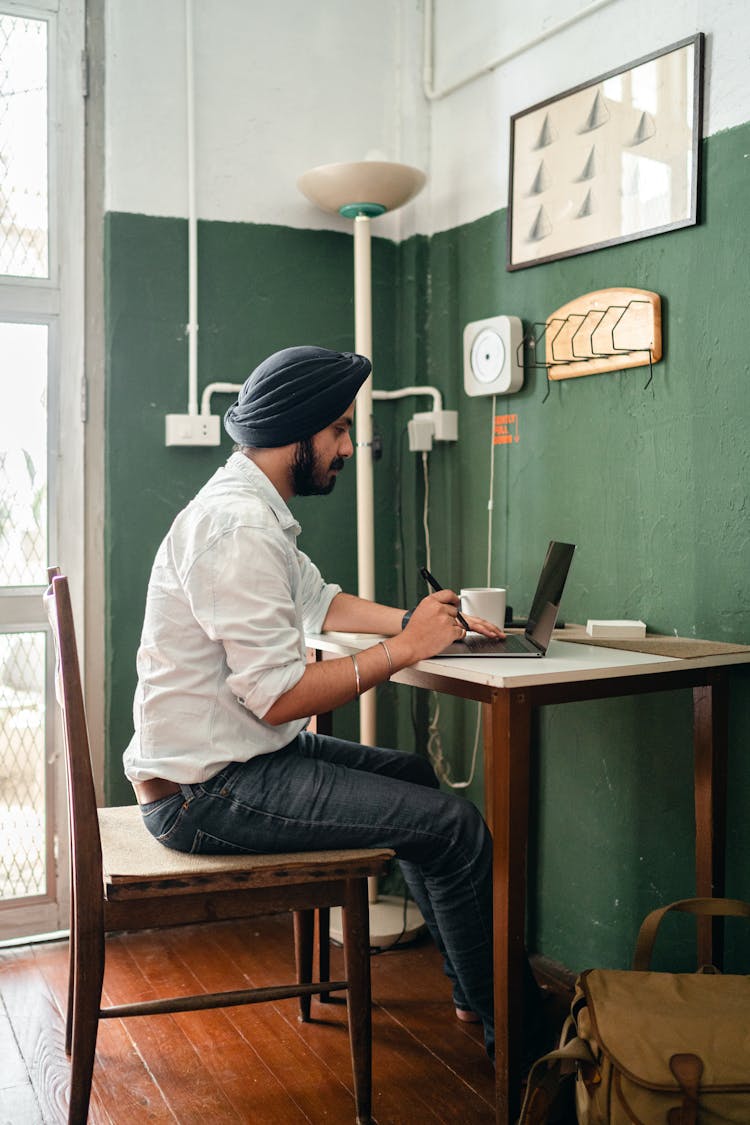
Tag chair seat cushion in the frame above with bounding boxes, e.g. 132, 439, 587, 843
99, 805, 393, 897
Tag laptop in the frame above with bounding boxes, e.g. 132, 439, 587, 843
431, 540, 576, 659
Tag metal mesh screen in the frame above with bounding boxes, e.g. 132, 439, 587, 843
0, 630, 47, 900
0, 12, 48, 278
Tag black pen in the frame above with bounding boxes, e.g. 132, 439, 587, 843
419, 566, 472, 632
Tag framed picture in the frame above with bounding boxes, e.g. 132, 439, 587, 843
507, 34, 704, 271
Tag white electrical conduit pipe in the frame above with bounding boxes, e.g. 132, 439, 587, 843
372, 386, 443, 412
422, 0, 619, 102
185, 0, 199, 416
201, 384, 445, 422
200, 382, 241, 415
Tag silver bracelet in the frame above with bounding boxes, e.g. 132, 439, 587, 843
351, 653, 361, 696
379, 640, 393, 676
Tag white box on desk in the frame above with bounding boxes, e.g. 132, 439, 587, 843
586, 619, 647, 639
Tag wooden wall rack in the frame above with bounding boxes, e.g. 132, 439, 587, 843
520, 287, 662, 382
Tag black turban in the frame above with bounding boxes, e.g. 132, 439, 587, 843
224, 345, 371, 448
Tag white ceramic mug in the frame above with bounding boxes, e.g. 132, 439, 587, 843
460, 587, 507, 629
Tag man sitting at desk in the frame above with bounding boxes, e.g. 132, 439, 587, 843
125, 344, 534, 1062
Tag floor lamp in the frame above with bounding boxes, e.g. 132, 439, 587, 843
298, 161, 426, 944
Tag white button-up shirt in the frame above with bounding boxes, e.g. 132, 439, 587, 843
123, 453, 341, 783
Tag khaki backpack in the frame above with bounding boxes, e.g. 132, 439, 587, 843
520, 898, 750, 1124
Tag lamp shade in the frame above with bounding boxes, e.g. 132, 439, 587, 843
297, 160, 425, 216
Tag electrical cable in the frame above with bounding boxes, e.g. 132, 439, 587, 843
486, 393, 497, 585
390, 423, 427, 942
464, 393, 500, 782
421, 398, 499, 791
396, 425, 421, 743
421, 451, 431, 571
420, 450, 452, 783
418, 451, 474, 789
421, 449, 449, 781
331, 886, 420, 954
378, 400, 501, 930
368, 890, 423, 954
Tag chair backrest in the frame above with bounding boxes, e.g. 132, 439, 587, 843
45, 569, 104, 923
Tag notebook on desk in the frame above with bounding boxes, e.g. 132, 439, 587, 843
432, 540, 576, 659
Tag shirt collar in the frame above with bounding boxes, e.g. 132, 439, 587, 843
226, 451, 300, 534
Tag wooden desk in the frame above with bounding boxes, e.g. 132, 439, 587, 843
306, 630, 750, 1123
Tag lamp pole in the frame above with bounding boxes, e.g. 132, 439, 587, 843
297, 162, 426, 943
353, 212, 377, 753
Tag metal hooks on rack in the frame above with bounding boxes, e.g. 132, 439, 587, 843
519, 288, 663, 398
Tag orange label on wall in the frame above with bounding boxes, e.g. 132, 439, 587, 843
494, 414, 519, 445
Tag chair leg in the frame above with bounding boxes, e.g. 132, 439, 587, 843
294, 909, 315, 1022
318, 907, 331, 1003
67, 923, 105, 1125
342, 877, 373, 1125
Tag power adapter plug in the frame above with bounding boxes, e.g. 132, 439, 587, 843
407, 415, 434, 452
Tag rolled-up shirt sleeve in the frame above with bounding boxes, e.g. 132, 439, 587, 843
182, 524, 339, 720
296, 546, 341, 633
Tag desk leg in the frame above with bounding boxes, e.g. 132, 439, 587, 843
485, 689, 532, 1125
693, 672, 729, 967
482, 702, 496, 837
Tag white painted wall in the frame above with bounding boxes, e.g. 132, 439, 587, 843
426, 0, 750, 233
105, 0, 427, 241
105, 0, 750, 239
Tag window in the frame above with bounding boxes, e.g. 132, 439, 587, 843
0, 0, 85, 941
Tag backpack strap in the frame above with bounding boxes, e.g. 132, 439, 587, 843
667, 1053, 703, 1125
518, 1018, 596, 1124
633, 898, 750, 971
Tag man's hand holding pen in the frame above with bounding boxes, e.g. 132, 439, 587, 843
395, 568, 504, 661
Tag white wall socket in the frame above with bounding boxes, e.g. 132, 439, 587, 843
165, 413, 222, 446
463, 315, 524, 396
432, 409, 458, 441
407, 409, 459, 452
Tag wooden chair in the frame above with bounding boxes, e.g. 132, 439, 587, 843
45, 569, 392, 1124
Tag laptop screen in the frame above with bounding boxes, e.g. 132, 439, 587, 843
525, 541, 576, 650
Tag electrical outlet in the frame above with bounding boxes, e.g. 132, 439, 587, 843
432, 409, 458, 441
165, 413, 222, 447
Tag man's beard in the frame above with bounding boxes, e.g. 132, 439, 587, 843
291, 437, 345, 496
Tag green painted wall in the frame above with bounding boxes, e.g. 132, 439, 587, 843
105, 121, 749, 974
104, 214, 403, 803
391, 122, 750, 973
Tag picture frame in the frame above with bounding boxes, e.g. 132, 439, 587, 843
507, 33, 704, 272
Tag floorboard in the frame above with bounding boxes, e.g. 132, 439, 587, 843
0, 947, 70, 1124
33, 942, 159, 1124
210, 918, 495, 1124
0, 913, 569, 1124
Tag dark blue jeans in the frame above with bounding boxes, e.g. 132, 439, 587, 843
141, 730, 496, 1052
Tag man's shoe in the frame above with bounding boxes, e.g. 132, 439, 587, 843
455, 1006, 481, 1023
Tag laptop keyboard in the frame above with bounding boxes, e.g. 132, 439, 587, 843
461, 633, 530, 654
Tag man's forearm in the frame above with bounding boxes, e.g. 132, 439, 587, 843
263, 594, 405, 726
263, 633, 416, 726
265, 588, 472, 726
322, 591, 405, 636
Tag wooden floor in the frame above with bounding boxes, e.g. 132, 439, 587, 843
0, 912, 538, 1124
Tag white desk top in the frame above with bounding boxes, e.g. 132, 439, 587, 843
306, 631, 750, 691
